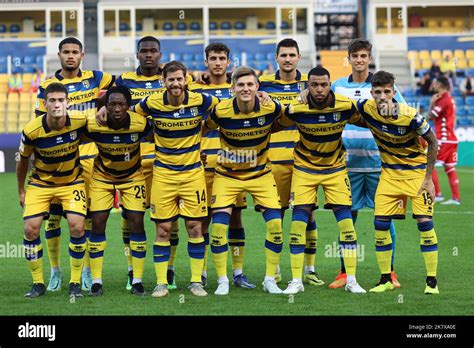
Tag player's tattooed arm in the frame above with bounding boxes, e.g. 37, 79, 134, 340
418, 129, 438, 198
16, 156, 29, 208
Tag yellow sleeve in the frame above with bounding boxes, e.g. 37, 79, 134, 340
205, 107, 219, 130
133, 96, 152, 116
19, 130, 34, 158
278, 104, 296, 127
98, 71, 114, 90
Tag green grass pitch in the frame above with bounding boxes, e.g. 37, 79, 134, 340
0, 168, 473, 316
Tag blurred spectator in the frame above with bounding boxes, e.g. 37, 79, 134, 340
417, 72, 433, 95
429, 59, 441, 78
440, 55, 457, 84
8, 72, 23, 94
460, 74, 474, 100
30, 67, 42, 93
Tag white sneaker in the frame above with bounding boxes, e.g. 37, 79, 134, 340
262, 279, 283, 294
441, 199, 460, 205
434, 196, 445, 203
282, 280, 304, 295
345, 280, 367, 294
214, 281, 229, 295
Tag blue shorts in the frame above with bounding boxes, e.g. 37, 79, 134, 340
348, 171, 381, 211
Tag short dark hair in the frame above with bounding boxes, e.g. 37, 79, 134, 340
372, 71, 395, 88
44, 83, 68, 99
348, 38, 372, 56
276, 38, 300, 55
106, 86, 132, 107
231, 66, 258, 84
162, 61, 187, 79
137, 36, 161, 52
58, 37, 83, 52
436, 76, 450, 89
205, 42, 230, 59
308, 66, 330, 80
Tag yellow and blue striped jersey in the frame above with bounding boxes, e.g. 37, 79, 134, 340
35, 69, 114, 162
259, 70, 307, 165
133, 90, 219, 176
189, 79, 233, 172
206, 97, 283, 180
357, 99, 431, 179
278, 92, 360, 174
19, 113, 86, 186
84, 111, 153, 182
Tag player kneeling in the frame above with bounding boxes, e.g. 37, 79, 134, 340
85, 86, 152, 296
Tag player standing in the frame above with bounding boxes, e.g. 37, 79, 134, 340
189, 43, 255, 289
115, 36, 181, 290
357, 71, 440, 294
330, 39, 403, 289
203, 66, 284, 295
259, 39, 322, 287
84, 86, 152, 296
133, 61, 219, 298
17, 83, 87, 298
35, 37, 114, 292
428, 76, 460, 205
275, 66, 366, 294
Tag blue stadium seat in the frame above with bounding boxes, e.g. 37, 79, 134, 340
162, 22, 173, 31
119, 23, 130, 32
403, 89, 415, 97
221, 22, 232, 30
182, 53, 194, 62
234, 21, 246, 30
457, 107, 467, 117
136, 23, 143, 32
172, 53, 182, 61
254, 52, 266, 61
465, 97, 474, 106
36, 24, 46, 32
467, 116, 474, 125
457, 117, 468, 126
9, 24, 20, 33
265, 21, 276, 30
0, 24, 6, 33
266, 52, 274, 61
194, 62, 207, 71
194, 53, 204, 62
281, 21, 290, 29
244, 52, 253, 62
454, 96, 464, 106
452, 88, 461, 96
53, 23, 62, 32
209, 22, 217, 30
467, 69, 474, 76
190, 22, 200, 31
176, 22, 187, 31
466, 106, 474, 115
161, 52, 170, 62
36, 55, 44, 65
254, 61, 268, 71
0, 56, 7, 73
24, 56, 35, 64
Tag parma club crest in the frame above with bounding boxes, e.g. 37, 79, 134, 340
70, 131, 77, 141
398, 127, 406, 135
333, 112, 341, 122
297, 82, 306, 92
82, 79, 90, 89
131, 133, 139, 142
257, 116, 265, 126
190, 107, 199, 117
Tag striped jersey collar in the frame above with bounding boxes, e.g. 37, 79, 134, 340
42, 114, 71, 133
275, 69, 302, 81
135, 66, 163, 76
348, 72, 373, 83
232, 97, 260, 114
54, 69, 83, 81
163, 90, 189, 105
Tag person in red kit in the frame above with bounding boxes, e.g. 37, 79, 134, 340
428, 76, 460, 205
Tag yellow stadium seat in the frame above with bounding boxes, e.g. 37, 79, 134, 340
0, 93, 7, 105
430, 50, 441, 60
427, 19, 438, 28
454, 19, 465, 30
441, 19, 452, 29
466, 50, 474, 60
455, 59, 467, 69
22, 73, 33, 90
414, 59, 421, 70
442, 50, 453, 59
468, 59, 474, 68
0, 74, 8, 94
7, 93, 19, 103
421, 59, 432, 69
419, 50, 430, 60
407, 51, 418, 61
0, 123, 5, 133
454, 50, 465, 60
20, 93, 31, 103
